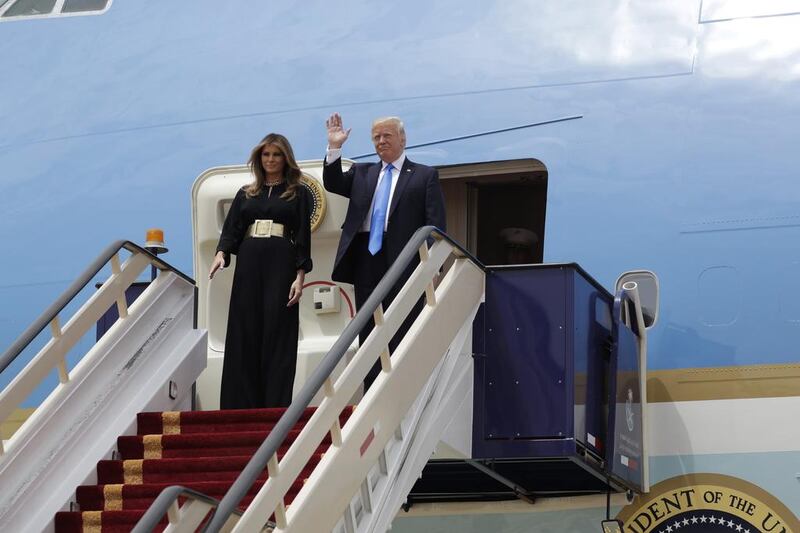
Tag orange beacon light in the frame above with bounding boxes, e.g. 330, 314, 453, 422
144, 228, 168, 280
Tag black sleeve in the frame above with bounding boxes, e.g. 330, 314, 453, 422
294, 186, 313, 273
425, 168, 447, 232
322, 156, 355, 198
216, 188, 247, 267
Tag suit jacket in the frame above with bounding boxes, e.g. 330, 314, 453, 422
323, 156, 446, 284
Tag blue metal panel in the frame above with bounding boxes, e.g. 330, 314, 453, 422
607, 304, 644, 491
470, 263, 646, 494
471, 302, 487, 447
482, 267, 568, 440
472, 437, 579, 460
94, 281, 148, 340
573, 271, 614, 458
474, 264, 620, 467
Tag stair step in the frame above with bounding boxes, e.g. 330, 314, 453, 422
116, 428, 332, 459
136, 406, 353, 435
96, 454, 322, 484
54, 510, 163, 533
75, 479, 304, 511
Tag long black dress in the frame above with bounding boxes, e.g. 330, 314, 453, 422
216, 183, 313, 409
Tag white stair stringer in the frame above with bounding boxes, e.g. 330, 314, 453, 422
0, 271, 207, 533
357, 307, 477, 533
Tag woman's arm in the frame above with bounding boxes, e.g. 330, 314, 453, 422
287, 268, 305, 306
214, 189, 248, 269
209, 250, 226, 279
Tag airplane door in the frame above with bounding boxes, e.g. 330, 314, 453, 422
437, 159, 547, 266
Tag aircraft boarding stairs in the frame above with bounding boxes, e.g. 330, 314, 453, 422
0, 242, 207, 533
0, 227, 649, 532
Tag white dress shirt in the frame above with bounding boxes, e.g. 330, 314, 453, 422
326, 148, 406, 232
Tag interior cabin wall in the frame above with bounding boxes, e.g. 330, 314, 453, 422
439, 164, 547, 266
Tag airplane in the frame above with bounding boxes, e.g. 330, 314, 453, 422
0, 0, 798, 532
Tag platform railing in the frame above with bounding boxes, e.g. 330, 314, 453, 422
133, 226, 485, 533
0, 241, 194, 456
615, 281, 649, 492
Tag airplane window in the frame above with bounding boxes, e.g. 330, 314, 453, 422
1, 0, 109, 18
62, 0, 107, 12
2, 0, 56, 17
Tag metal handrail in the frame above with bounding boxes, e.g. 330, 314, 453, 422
132, 486, 244, 533
613, 289, 642, 338
133, 226, 483, 533
0, 240, 194, 375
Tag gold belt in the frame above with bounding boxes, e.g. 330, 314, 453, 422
246, 220, 285, 238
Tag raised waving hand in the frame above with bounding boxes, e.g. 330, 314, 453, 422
326, 112, 351, 149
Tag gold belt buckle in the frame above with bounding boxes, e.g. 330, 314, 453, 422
255, 219, 273, 237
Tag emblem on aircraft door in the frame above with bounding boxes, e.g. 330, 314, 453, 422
300, 174, 327, 233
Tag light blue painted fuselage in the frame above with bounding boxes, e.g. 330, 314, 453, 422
4, 1, 800, 369
1, 1, 799, 529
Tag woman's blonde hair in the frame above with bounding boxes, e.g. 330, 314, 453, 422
245, 133, 302, 200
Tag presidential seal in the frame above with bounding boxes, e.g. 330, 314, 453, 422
300, 173, 327, 233
616, 473, 798, 533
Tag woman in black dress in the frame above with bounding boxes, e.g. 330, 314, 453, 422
209, 133, 313, 409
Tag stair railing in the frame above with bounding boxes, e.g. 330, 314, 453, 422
614, 281, 650, 492
0, 241, 194, 457
133, 226, 485, 533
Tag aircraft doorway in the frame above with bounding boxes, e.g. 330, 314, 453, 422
438, 159, 547, 265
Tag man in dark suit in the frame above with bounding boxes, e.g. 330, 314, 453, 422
323, 112, 446, 388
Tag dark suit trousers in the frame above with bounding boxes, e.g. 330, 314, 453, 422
352, 234, 425, 390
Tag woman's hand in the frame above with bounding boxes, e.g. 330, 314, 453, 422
287, 270, 305, 306
209, 251, 226, 279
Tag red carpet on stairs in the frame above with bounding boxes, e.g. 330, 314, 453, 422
54, 406, 354, 532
